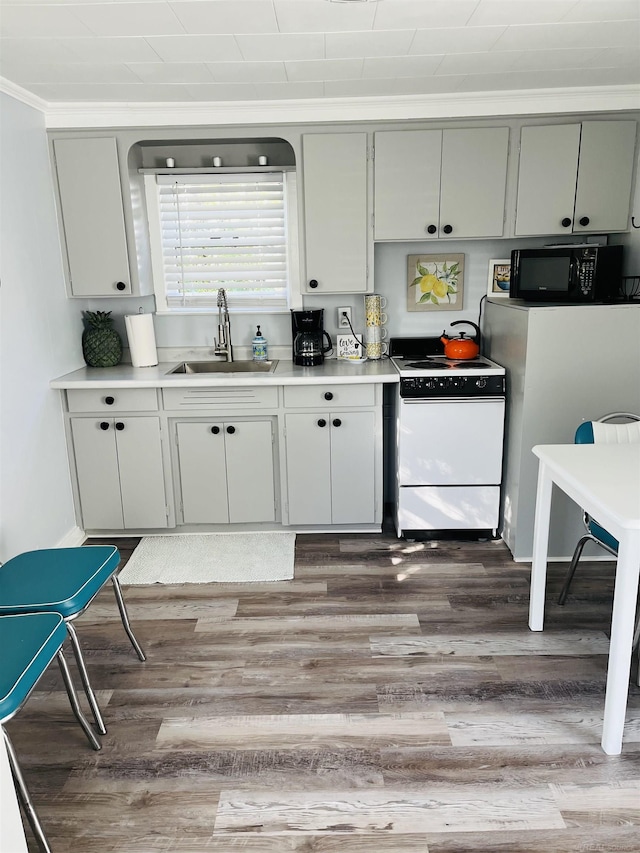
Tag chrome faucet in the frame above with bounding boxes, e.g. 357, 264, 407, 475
214, 288, 233, 362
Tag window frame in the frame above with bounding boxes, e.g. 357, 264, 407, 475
144, 170, 301, 315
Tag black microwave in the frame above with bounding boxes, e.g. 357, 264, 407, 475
510, 245, 623, 303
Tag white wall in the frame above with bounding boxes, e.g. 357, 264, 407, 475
0, 93, 83, 559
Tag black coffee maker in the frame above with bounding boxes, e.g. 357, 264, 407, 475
291, 309, 333, 366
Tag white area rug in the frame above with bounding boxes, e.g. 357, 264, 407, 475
118, 533, 295, 584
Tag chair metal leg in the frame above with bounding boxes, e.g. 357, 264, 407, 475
557, 534, 593, 605
3, 726, 52, 853
56, 649, 102, 751
112, 574, 146, 661
65, 622, 107, 736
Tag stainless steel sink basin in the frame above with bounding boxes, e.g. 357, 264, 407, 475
167, 360, 278, 375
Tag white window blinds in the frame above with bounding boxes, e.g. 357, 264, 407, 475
156, 172, 288, 311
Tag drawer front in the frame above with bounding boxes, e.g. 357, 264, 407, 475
163, 386, 278, 411
67, 388, 158, 413
284, 384, 375, 409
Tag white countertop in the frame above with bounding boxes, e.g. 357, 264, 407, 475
51, 358, 399, 389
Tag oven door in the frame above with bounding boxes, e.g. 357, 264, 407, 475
397, 397, 505, 486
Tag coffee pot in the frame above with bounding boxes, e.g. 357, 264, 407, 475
291, 309, 333, 366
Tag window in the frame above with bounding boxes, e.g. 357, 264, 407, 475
146, 171, 300, 313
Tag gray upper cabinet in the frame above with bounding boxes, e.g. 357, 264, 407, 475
53, 137, 132, 297
515, 121, 637, 236
374, 127, 509, 240
302, 132, 369, 294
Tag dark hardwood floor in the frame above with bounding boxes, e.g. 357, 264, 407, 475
8, 530, 640, 852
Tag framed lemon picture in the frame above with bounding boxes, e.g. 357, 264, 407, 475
407, 254, 464, 312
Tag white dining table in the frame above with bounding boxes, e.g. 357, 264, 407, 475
529, 443, 640, 755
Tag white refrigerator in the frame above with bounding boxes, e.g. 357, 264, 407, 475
483, 300, 640, 562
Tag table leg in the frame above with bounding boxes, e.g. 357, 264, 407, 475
529, 460, 553, 631
601, 530, 640, 755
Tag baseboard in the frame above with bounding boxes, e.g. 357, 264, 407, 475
56, 525, 86, 548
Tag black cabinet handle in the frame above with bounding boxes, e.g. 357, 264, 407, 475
309, 279, 318, 289
210, 426, 220, 434
317, 419, 327, 428
115, 281, 127, 291
115, 422, 125, 431
332, 418, 342, 428
442, 224, 453, 235
426, 224, 437, 235
226, 425, 236, 434
324, 391, 333, 401
579, 216, 590, 227
561, 217, 572, 228
104, 396, 115, 405
100, 421, 110, 431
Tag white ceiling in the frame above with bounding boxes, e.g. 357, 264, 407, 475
0, 0, 639, 106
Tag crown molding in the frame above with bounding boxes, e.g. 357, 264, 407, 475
0, 77, 48, 113
1, 82, 637, 129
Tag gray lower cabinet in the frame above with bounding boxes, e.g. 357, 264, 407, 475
284, 410, 376, 526
70, 416, 168, 529
175, 420, 276, 524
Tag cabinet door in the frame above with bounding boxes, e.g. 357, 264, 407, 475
574, 121, 637, 233
116, 418, 168, 529
177, 422, 229, 524
71, 419, 124, 529
373, 130, 442, 240
330, 411, 376, 524
440, 128, 509, 238
53, 137, 131, 296
302, 133, 369, 293
225, 420, 276, 523
515, 124, 581, 236
285, 413, 332, 525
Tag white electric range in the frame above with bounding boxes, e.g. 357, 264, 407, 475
389, 337, 506, 538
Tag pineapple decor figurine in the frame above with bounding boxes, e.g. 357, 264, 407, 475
82, 311, 123, 367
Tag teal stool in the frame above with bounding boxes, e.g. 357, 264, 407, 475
1, 612, 101, 853
0, 545, 145, 736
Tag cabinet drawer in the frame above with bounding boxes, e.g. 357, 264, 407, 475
284, 384, 375, 409
163, 386, 278, 411
67, 388, 158, 413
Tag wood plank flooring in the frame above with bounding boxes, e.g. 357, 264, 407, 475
7, 531, 640, 852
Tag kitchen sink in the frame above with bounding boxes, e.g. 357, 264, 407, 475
167, 360, 278, 375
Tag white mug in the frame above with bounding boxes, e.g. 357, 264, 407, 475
366, 340, 388, 360
364, 325, 388, 343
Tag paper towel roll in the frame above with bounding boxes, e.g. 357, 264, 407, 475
125, 313, 158, 367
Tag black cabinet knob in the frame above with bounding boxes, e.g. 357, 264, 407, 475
324, 391, 333, 400
115, 281, 127, 291
104, 396, 115, 405
442, 224, 453, 234
332, 418, 342, 428
100, 421, 110, 431
579, 216, 590, 227
115, 421, 125, 431
426, 224, 437, 235
309, 279, 319, 289
561, 217, 572, 228
317, 418, 327, 428
210, 426, 220, 434
226, 425, 236, 434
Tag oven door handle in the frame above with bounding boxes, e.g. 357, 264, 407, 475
401, 397, 505, 404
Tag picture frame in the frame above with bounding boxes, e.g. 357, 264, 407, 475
407, 254, 464, 312
487, 258, 511, 298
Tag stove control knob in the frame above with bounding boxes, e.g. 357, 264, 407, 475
425, 379, 437, 390
476, 378, 487, 388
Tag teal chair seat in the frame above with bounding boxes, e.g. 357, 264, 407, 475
0, 545, 145, 737
0, 546, 120, 618
1, 612, 101, 853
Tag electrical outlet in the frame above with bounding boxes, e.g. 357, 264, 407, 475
338, 307, 352, 328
